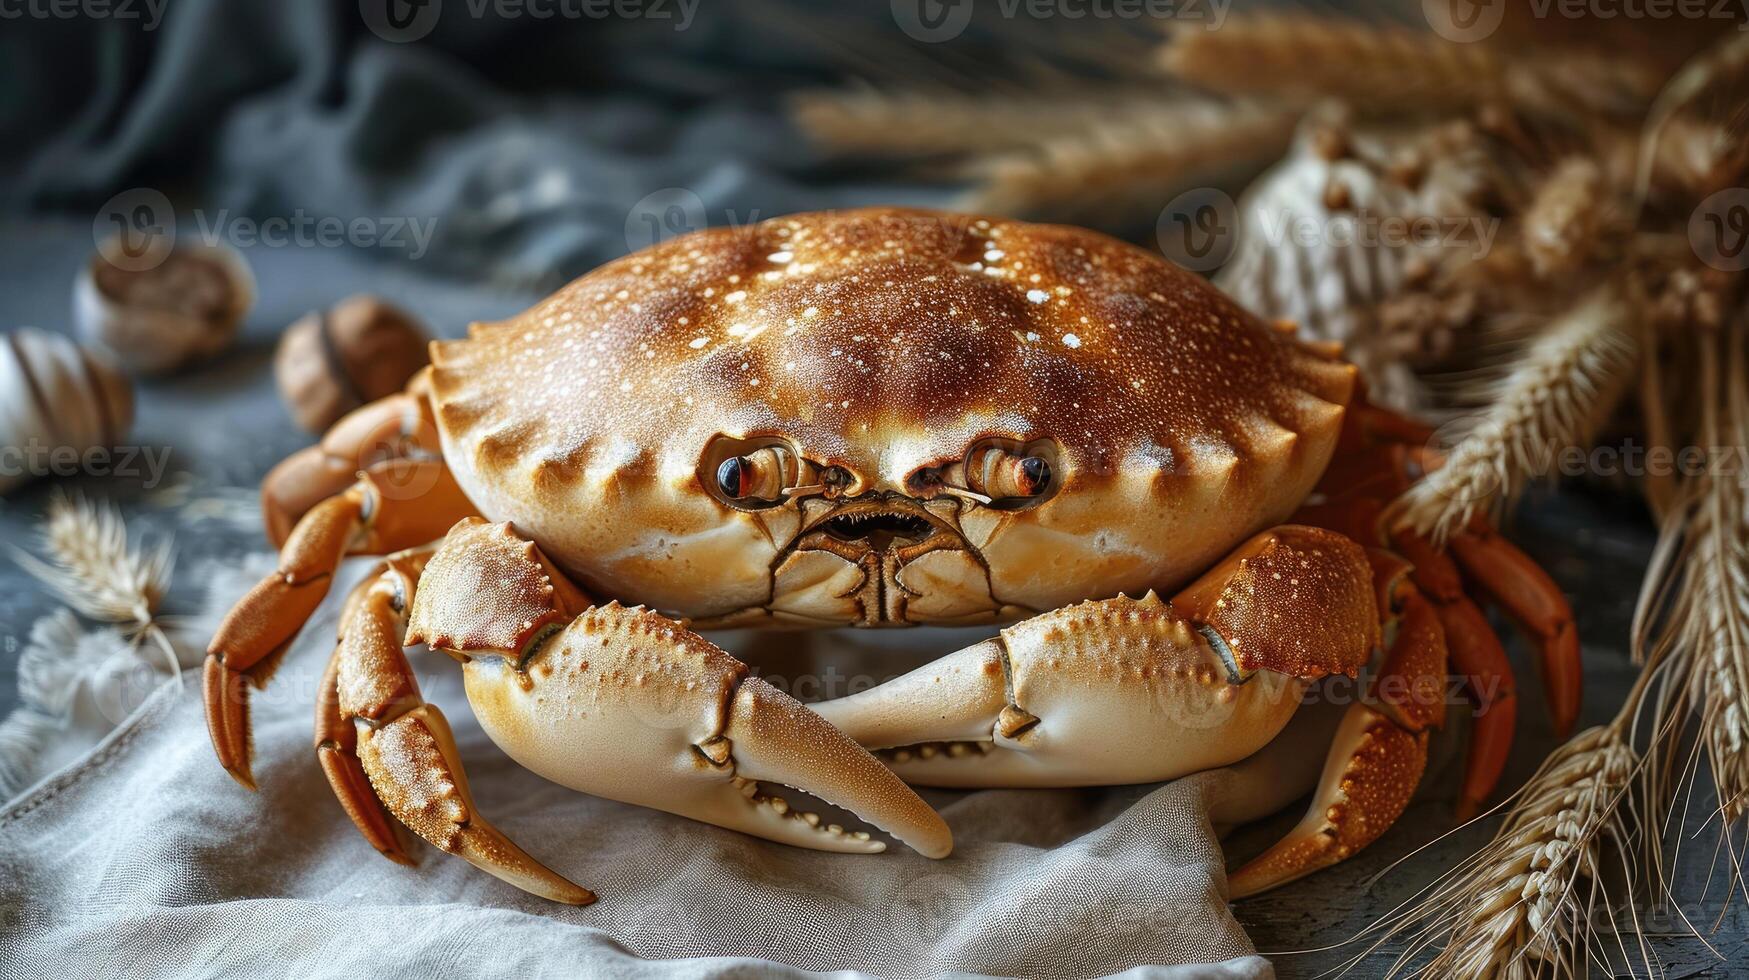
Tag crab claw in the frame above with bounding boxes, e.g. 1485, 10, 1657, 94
813, 594, 1307, 788
460, 602, 951, 859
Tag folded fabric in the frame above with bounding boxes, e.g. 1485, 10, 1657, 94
0, 555, 1297, 979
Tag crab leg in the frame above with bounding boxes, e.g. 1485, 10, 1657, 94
206, 459, 475, 788
814, 526, 1378, 790
1225, 568, 1449, 898
1447, 525, 1582, 737
262, 377, 445, 547
313, 542, 592, 904
414, 520, 952, 866
1383, 530, 1520, 817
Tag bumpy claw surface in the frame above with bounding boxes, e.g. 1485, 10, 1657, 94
416, 521, 951, 859
813, 592, 1308, 788
1226, 559, 1451, 897
1226, 704, 1427, 898
321, 547, 592, 904
462, 602, 951, 858
816, 526, 1377, 789
358, 704, 595, 905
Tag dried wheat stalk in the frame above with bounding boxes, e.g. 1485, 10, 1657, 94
1521, 158, 1610, 280
960, 101, 1295, 218
1354, 726, 1642, 978
789, 85, 1163, 158
1156, 16, 1507, 113
1638, 327, 1749, 832
9, 490, 180, 682
1393, 289, 1640, 542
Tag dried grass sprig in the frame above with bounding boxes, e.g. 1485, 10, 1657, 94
959, 101, 1294, 218
9, 490, 180, 684
1155, 16, 1506, 113
1393, 289, 1640, 542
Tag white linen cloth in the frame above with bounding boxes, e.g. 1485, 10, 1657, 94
0, 557, 1329, 979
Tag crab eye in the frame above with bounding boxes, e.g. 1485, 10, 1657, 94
708, 444, 797, 506
716, 456, 753, 498
967, 442, 1057, 506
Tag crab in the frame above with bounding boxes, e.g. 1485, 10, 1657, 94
206, 207, 1580, 905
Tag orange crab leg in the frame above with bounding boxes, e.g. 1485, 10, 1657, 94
206, 460, 475, 788
1227, 567, 1448, 898
262, 378, 444, 547
315, 542, 593, 904
1436, 598, 1517, 822
314, 547, 438, 866
1382, 527, 1520, 817
1447, 526, 1581, 738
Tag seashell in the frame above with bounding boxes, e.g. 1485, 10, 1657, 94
0, 329, 135, 495
274, 295, 431, 434
73, 237, 255, 375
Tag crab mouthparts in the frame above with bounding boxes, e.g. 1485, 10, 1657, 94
821, 511, 935, 550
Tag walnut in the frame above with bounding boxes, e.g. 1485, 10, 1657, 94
74, 242, 254, 375
274, 296, 431, 434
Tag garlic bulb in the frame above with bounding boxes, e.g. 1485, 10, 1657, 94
0, 329, 135, 495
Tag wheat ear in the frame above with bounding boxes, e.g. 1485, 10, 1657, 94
1351, 726, 1642, 978
1640, 326, 1749, 833
1393, 289, 1640, 542
9, 490, 180, 683
959, 101, 1294, 218
789, 85, 1163, 158
1155, 16, 1505, 112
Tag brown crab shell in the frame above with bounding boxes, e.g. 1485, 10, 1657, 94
428, 208, 1356, 624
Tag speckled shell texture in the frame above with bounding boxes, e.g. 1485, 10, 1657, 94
429, 208, 1356, 625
